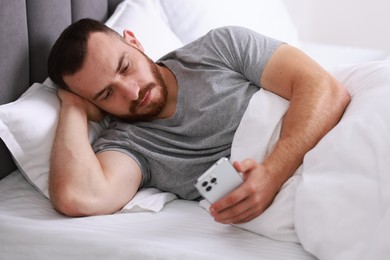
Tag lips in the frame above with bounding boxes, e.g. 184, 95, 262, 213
137, 89, 151, 108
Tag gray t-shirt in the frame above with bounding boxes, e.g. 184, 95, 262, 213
93, 26, 282, 200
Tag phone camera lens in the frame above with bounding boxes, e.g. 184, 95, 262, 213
211, 177, 217, 183
206, 186, 212, 192
202, 181, 208, 187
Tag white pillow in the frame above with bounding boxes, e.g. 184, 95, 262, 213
105, 0, 183, 61
106, 0, 299, 61
160, 0, 300, 46
0, 78, 108, 198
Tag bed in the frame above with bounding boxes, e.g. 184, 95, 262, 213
1, 0, 389, 259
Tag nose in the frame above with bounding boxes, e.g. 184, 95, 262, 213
117, 78, 140, 101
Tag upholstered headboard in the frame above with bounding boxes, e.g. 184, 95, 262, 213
0, 0, 122, 179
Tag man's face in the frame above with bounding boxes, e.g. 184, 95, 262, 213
64, 31, 168, 122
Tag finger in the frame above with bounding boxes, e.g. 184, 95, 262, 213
230, 210, 263, 224
210, 163, 261, 217
210, 184, 247, 215
212, 199, 251, 223
232, 159, 257, 173
212, 185, 258, 219
213, 179, 273, 224
213, 194, 264, 224
85, 100, 105, 121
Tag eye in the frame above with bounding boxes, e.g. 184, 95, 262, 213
120, 62, 130, 75
103, 87, 113, 100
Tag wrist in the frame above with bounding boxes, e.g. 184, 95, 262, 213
262, 145, 301, 188
59, 99, 89, 123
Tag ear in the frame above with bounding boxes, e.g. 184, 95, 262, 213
122, 30, 145, 52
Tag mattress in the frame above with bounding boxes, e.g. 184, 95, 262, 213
0, 170, 315, 260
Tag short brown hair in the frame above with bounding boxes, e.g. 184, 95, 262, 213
48, 18, 118, 90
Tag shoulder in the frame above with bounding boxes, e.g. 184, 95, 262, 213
204, 26, 269, 42
200, 26, 283, 54
159, 27, 250, 62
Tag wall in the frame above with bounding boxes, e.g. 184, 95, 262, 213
283, 0, 390, 51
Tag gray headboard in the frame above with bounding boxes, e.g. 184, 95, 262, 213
0, 0, 122, 179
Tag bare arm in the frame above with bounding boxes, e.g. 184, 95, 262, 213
50, 90, 142, 217
259, 44, 351, 188
211, 44, 351, 224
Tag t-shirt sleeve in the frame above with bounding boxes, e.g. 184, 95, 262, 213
92, 131, 151, 188
200, 26, 284, 88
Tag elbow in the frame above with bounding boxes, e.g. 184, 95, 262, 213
323, 74, 351, 118
333, 76, 351, 113
344, 89, 351, 107
50, 188, 101, 217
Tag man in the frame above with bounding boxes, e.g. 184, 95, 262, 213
48, 18, 350, 223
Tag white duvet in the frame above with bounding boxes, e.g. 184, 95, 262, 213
296, 62, 390, 260
227, 61, 390, 259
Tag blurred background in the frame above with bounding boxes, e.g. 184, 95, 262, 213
283, 0, 390, 52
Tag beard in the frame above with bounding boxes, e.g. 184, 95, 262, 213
118, 52, 169, 122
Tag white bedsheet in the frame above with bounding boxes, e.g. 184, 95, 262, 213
0, 170, 314, 260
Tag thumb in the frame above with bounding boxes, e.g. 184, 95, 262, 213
232, 159, 257, 176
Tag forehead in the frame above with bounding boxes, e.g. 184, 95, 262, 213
63, 32, 125, 98
87, 32, 123, 62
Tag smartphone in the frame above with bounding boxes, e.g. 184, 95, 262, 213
195, 157, 243, 204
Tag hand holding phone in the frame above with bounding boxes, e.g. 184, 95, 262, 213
195, 157, 243, 204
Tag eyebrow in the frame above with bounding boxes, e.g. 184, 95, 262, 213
93, 52, 126, 101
